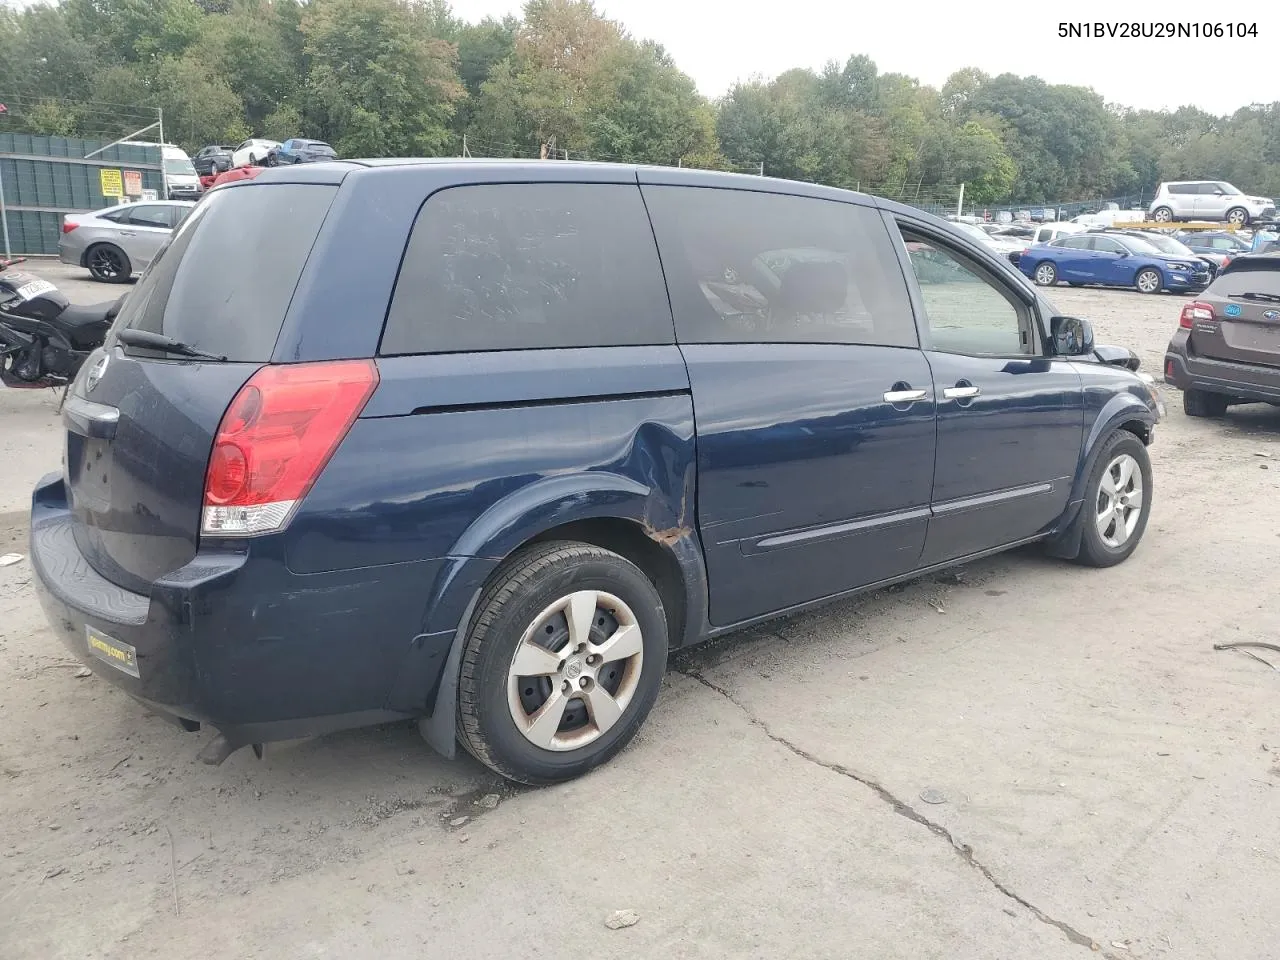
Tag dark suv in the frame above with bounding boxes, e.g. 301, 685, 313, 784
30, 161, 1162, 784
1164, 253, 1280, 416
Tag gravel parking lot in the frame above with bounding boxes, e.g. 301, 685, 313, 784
3, 261, 1279, 960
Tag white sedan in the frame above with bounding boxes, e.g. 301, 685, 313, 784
230, 138, 281, 169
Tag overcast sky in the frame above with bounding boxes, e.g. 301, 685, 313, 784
450, 0, 1275, 115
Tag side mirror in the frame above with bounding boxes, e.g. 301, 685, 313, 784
1050, 315, 1095, 356
1093, 344, 1141, 371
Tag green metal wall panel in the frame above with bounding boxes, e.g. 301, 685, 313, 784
0, 134, 164, 255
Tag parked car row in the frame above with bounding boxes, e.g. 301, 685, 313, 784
227, 138, 338, 169
195, 138, 340, 175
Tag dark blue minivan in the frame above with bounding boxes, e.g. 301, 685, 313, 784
30, 161, 1162, 784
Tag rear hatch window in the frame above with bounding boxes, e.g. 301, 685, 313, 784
113, 183, 337, 361
1195, 266, 1280, 366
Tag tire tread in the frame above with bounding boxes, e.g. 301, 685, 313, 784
456, 541, 659, 783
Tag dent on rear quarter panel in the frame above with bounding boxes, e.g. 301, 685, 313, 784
285, 394, 697, 573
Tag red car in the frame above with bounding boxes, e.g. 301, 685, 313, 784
205, 165, 264, 190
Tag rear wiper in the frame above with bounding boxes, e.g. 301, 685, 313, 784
116, 328, 227, 361
1228, 292, 1280, 304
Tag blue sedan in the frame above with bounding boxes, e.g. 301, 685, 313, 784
1019, 232, 1211, 294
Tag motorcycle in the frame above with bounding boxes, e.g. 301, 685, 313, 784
0, 258, 124, 389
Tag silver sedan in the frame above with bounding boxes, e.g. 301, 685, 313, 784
58, 201, 196, 283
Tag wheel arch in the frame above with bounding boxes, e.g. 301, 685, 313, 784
82, 240, 128, 271
414, 474, 709, 759
1045, 400, 1155, 560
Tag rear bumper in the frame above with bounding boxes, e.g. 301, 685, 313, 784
30, 474, 451, 747
1163, 350, 1280, 403
167, 187, 202, 201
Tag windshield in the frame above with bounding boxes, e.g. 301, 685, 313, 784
164, 157, 196, 177
1141, 234, 1195, 256
1218, 182, 1242, 196
1116, 235, 1165, 256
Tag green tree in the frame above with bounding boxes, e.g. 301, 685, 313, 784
65, 0, 203, 63
188, 0, 303, 132
299, 0, 465, 157
581, 40, 717, 164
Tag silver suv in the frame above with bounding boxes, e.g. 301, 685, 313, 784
1149, 181, 1276, 226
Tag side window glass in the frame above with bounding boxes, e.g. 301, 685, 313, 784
125, 205, 171, 229
382, 183, 673, 355
642, 185, 917, 347
1036, 228, 1050, 243
900, 231, 1033, 357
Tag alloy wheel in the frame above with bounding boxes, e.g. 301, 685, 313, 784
89, 247, 123, 280
1096, 453, 1144, 549
506, 590, 645, 751
1035, 264, 1056, 285
1136, 270, 1161, 294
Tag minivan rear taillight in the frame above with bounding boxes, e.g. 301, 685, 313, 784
202, 360, 379, 536
1179, 301, 1214, 329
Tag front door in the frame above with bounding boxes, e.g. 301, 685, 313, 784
1087, 235, 1133, 285
118, 204, 174, 269
1051, 235, 1095, 283
1192, 183, 1228, 220
894, 221, 1085, 566
641, 180, 938, 625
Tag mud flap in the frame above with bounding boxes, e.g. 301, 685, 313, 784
417, 588, 483, 759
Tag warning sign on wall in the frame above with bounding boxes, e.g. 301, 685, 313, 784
99, 168, 123, 198
123, 170, 142, 196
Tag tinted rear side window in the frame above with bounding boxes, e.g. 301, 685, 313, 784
642, 185, 916, 347
381, 183, 673, 355
114, 183, 336, 361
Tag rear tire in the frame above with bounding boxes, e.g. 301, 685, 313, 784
1033, 262, 1057, 286
86, 243, 131, 284
456, 541, 668, 785
1134, 268, 1162, 294
1152, 206, 1174, 223
1183, 389, 1229, 418
1073, 431, 1152, 568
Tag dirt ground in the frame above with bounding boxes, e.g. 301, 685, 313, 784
3, 262, 1279, 960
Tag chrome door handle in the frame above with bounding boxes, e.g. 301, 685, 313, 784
883, 388, 929, 404
943, 385, 981, 400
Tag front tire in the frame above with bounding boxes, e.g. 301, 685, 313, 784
1226, 206, 1250, 227
1135, 267, 1162, 294
1074, 431, 1152, 568
1152, 206, 1174, 223
1033, 262, 1057, 286
456, 542, 668, 785
86, 243, 131, 283
1183, 389, 1229, 418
